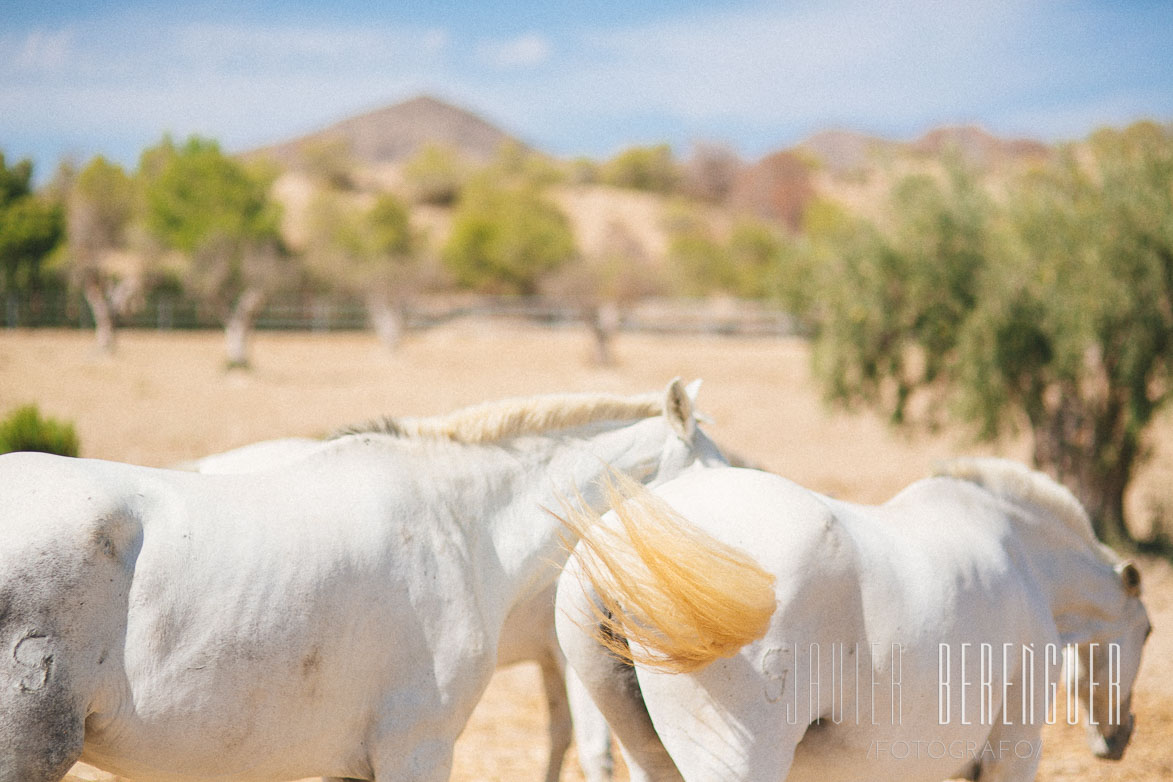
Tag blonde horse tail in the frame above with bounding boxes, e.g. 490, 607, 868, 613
559, 473, 776, 674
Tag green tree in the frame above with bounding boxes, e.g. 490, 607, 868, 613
955, 122, 1173, 545
0, 153, 64, 297
402, 143, 468, 206
601, 144, 681, 194
486, 140, 564, 189
63, 156, 140, 352
665, 207, 728, 296
666, 208, 790, 299
442, 179, 575, 294
726, 219, 790, 299
542, 220, 664, 365
808, 164, 994, 425
143, 137, 286, 368
0, 154, 33, 206
305, 190, 430, 350
807, 124, 1173, 546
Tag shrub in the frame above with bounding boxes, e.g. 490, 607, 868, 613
442, 179, 575, 294
402, 144, 468, 206
601, 144, 681, 194
0, 404, 79, 456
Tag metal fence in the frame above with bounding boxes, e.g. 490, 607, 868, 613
2, 291, 807, 337
2, 291, 369, 332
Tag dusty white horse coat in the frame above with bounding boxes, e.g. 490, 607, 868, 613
0, 381, 723, 782
187, 435, 615, 782
557, 460, 1151, 782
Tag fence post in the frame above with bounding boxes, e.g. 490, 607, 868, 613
312, 299, 330, 333
157, 296, 173, 330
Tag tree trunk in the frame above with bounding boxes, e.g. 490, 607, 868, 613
1076, 465, 1132, 548
1032, 419, 1137, 548
82, 277, 116, 354
366, 293, 406, 352
588, 301, 621, 366
224, 288, 265, 369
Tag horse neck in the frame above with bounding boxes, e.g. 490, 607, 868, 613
1010, 507, 1123, 646
486, 417, 671, 609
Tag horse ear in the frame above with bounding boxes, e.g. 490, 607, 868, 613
664, 377, 696, 441
1118, 561, 1142, 596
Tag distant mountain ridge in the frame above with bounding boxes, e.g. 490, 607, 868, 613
250, 94, 1051, 177
251, 95, 1061, 289
249, 95, 529, 168
796, 126, 1049, 175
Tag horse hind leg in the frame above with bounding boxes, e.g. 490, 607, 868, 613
555, 567, 682, 782
542, 635, 614, 782
538, 656, 573, 782
566, 665, 614, 782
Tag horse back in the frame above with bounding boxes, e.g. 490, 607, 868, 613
0, 451, 496, 780
633, 468, 1057, 782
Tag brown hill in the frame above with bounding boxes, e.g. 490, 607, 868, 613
795, 129, 902, 177
794, 126, 1049, 177
249, 95, 528, 169
253, 98, 1057, 265
911, 125, 1050, 168
729, 150, 817, 231
739, 125, 1052, 226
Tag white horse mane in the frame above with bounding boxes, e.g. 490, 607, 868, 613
935, 457, 1103, 551
331, 390, 664, 445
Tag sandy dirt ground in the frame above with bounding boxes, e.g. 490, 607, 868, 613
0, 324, 1169, 781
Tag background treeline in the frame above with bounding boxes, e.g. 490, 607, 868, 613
2, 121, 1172, 548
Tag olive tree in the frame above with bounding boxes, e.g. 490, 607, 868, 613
143, 137, 286, 368
666, 207, 791, 299
543, 220, 664, 365
402, 143, 468, 206
0, 153, 63, 298
305, 190, 430, 350
442, 178, 574, 295
805, 123, 1173, 546
957, 122, 1173, 545
63, 156, 140, 352
808, 165, 993, 423
601, 144, 681, 194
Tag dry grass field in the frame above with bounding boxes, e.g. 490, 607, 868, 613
1, 324, 1169, 781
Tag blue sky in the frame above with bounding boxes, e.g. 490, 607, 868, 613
2, 0, 1171, 180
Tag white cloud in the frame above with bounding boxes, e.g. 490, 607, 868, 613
0, 17, 458, 156
8, 28, 74, 72
419, 28, 450, 55
565, 0, 1034, 124
471, 0, 1169, 156
166, 21, 451, 78
2, 0, 1171, 175
477, 33, 551, 69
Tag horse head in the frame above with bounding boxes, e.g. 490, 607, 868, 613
0, 453, 141, 782
1067, 559, 1151, 761
652, 378, 727, 482
937, 457, 1153, 762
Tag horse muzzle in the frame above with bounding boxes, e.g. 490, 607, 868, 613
1088, 712, 1134, 761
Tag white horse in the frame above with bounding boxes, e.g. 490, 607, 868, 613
0, 380, 725, 782
175, 437, 325, 475
556, 459, 1151, 781
185, 436, 616, 782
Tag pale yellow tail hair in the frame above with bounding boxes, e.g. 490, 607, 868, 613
559, 473, 776, 674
